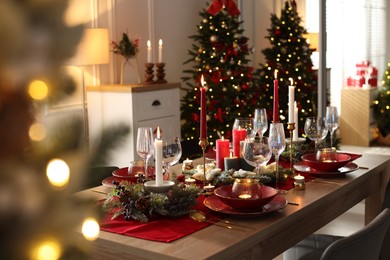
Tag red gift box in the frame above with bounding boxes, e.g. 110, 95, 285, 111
346, 61, 378, 87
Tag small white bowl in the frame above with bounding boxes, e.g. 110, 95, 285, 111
144, 180, 175, 193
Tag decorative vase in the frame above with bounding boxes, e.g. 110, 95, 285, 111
120, 56, 141, 85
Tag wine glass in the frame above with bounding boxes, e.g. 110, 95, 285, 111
253, 108, 268, 138
325, 106, 339, 148
268, 123, 286, 192
304, 117, 328, 152
136, 127, 154, 180
242, 136, 272, 175
162, 136, 182, 176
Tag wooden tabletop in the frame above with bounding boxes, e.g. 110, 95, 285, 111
77, 153, 390, 260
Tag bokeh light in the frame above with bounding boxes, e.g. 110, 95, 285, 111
29, 123, 47, 141
46, 159, 70, 188
28, 80, 49, 100
82, 218, 100, 241
32, 240, 61, 260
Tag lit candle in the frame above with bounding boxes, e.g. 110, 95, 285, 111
239, 194, 252, 199
154, 127, 163, 186
288, 78, 295, 123
216, 136, 230, 170
273, 69, 279, 123
182, 158, 194, 171
232, 126, 246, 157
200, 75, 207, 139
293, 102, 299, 141
224, 152, 239, 170
147, 40, 152, 63
294, 174, 305, 190
158, 39, 163, 63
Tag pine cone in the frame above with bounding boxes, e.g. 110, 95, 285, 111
134, 196, 150, 211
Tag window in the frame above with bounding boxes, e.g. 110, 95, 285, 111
305, 0, 386, 111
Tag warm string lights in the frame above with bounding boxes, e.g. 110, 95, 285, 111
181, 4, 255, 144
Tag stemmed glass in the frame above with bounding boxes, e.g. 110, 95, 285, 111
136, 127, 154, 180
242, 136, 272, 175
162, 136, 182, 176
304, 117, 328, 152
268, 123, 286, 192
253, 108, 268, 138
325, 107, 339, 148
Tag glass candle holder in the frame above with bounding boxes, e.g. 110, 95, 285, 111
231, 178, 262, 199
316, 147, 337, 162
293, 174, 305, 190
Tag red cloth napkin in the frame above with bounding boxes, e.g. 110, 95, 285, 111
100, 196, 222, 243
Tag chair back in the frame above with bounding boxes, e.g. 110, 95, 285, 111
321, 208, 390, 260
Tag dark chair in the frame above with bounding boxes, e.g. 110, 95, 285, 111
283, 208, 390, 260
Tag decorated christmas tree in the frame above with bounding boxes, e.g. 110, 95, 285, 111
255, 0, 317, 135
374, 62, 390, 145
181, 0, 256, 145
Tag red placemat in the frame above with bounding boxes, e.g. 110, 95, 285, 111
99, 196, 222, 243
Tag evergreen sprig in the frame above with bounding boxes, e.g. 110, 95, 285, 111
103, 182, 201, 223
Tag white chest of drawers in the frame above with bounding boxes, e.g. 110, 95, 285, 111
87, 83, 181, 167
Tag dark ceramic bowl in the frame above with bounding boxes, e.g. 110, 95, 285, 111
214, 184, 277, 210
301, 153, 351, 172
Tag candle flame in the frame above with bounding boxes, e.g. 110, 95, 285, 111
157, 126, 161, 139
147, 40, 151, 48
221, 136, 224, 141
159, 39, 163, 46
274, 69, 278, 79
289, 78, 294, 86
201, 75, 206, 87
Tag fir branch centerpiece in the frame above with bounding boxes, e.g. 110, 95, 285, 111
103, 181, 200, 223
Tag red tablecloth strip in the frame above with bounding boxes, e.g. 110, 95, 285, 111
99, 196, 222, 243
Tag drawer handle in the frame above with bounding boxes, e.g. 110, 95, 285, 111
152, 100, 161, 106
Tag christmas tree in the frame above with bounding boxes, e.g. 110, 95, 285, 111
181, 0, 256, 146
255, 0, 317, 135
374, 62, 390, 144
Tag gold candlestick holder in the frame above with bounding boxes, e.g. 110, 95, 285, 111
155, 63, 167, 84
287, 122, 295, 170
198, 137, 209, 187
144, 63, 154, 84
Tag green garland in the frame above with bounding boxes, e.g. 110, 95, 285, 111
103, 181, 200, 223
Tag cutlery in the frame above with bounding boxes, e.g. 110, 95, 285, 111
190, 211, 252, 231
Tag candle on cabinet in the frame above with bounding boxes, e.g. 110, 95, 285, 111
147, 40, 152, 63
273, 69, 279, 123
158, 39, 163, 63
154, 127, 163, 186
200, 75, 207, 139
293, 102, 299, 141
216, 136, 230, 170
288, 78, 295, 124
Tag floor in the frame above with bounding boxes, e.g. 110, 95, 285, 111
273, 145, 390, 260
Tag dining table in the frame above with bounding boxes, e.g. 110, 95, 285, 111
76, 152, 390, 260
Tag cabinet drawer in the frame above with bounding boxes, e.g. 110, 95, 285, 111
134, 88, 179, 121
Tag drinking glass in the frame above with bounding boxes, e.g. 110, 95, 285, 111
253, 108, 268, 138
304, 117, 328, 152
242, 136, 272, 174
162, 136, 182, 176
136, 127, 154, 180
268, 123, 286, 192
325, 106, 339, 148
